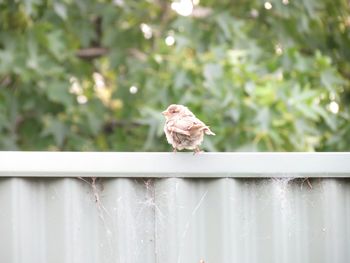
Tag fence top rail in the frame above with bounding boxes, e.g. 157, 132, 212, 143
0, 152, 349, 177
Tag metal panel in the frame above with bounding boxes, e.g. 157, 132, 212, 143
0, 177, 350, 263
0, 153, 349, 263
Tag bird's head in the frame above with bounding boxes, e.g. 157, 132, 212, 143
162, 104, 193, 119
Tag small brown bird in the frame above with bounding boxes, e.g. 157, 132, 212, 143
162, 104, 215, 153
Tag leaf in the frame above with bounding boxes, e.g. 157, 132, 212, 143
313, 105, 337, 131
301, 0, 322, 16
295, 104, 319, 121
47, 30, 67, 61
269, 130, 284, 145
254, 107, 270, 131
174, 70, 189, 89
53, 2, 67, 20
0, 49, 14, 74
320, 69, 344, 91
46, 81, 74, 107
227, 108, 240, 122
216, 15, 231, 39
86, 111, 103, 135
227, 49, 247, 65
23, 0, 41, 15
41, 116, 67, 147
0, 134, 19, 150
203, 63, 223, 83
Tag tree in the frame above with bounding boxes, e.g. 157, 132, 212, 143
0, 0, 349, 151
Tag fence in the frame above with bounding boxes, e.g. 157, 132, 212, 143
0, 152, 349, 263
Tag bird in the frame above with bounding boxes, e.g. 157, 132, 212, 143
162, 104, 215, 153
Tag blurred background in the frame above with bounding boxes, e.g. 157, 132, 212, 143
0, 0, 349, 151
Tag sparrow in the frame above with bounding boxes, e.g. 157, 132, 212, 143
162, 104, 215, 153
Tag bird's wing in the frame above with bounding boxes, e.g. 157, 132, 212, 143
166, 119, 191, 136
181, 116, 216, 136
167, 115, 215, 136
175, 116, 207, 132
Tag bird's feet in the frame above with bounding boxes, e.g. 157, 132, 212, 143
193, 147, 203, 155
172, 147, 177, 153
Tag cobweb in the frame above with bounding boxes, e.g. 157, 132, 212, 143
77, 176, 319, 263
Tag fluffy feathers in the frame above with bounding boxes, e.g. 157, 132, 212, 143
162, 104, 215, 153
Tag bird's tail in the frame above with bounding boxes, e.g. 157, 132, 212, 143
201, 126, 215, 136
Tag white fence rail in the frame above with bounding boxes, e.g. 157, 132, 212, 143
0, 152, 349, 176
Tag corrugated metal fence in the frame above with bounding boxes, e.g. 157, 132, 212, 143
0, 152, 349, 263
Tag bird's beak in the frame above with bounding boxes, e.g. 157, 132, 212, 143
162, 111, 167, 116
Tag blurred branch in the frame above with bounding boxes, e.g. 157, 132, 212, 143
128, 48, 147, 61
91, 16, 103, 47
76, 47, 109, 59
0, 75, 12, 87
76, 16, 107, 60
103, 120, 144, 134
153, 0, 172, 49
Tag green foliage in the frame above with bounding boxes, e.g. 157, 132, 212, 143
0, 0, 349, 151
